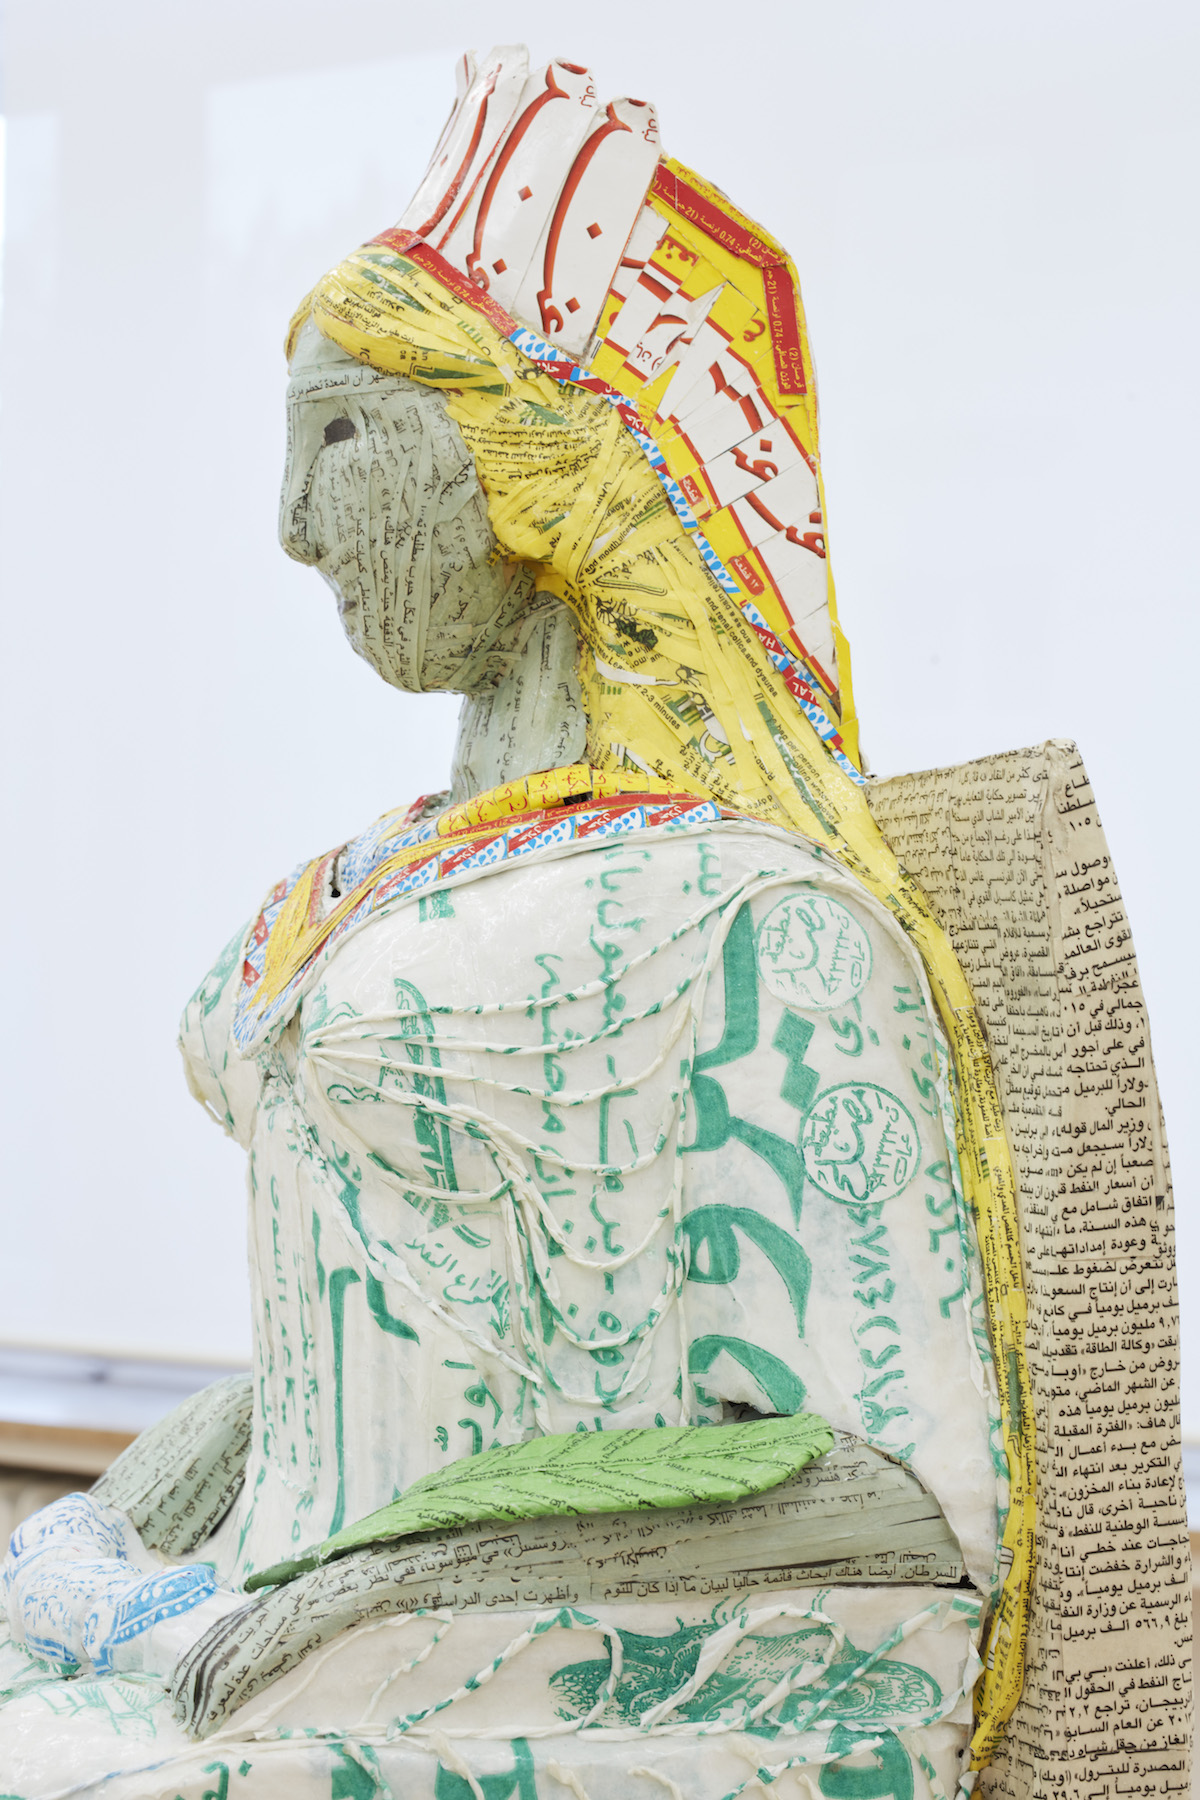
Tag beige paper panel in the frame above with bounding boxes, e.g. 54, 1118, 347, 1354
869, 739, 1192, 1797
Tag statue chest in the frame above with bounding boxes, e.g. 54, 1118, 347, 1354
219, 825, 1001, 1591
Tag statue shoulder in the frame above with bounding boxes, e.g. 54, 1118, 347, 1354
227, 779, 762, 1060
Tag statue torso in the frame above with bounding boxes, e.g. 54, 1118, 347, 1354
182, 804, 1005, 1593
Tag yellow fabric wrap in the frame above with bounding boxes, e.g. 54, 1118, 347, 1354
292, 240, 1034, 1769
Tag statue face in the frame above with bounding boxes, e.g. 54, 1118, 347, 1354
280, 323, 530, 693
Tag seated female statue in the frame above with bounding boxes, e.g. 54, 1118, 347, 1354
0, 48, 1030, 1800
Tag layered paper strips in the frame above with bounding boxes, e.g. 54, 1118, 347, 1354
0, 44, 1067, 1799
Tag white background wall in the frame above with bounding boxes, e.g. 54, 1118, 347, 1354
2, 3, 1197, 1414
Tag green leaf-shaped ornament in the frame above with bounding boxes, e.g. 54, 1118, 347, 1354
245, 1413, 833, 1591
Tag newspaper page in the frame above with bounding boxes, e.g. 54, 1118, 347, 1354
869, 738, 1192, 1797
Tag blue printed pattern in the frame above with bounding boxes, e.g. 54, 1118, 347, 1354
338, 792, 449, 895
86, 1566, 219, 1674
7, 1492, 126, 1566
18, 1558, 116, 1666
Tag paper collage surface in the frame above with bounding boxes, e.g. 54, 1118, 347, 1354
869, 744, 1192, 1798
5, 37, 1184, 1800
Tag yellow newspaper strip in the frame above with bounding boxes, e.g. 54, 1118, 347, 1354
435, 763, 647, 831
301, 245, 1033, 1767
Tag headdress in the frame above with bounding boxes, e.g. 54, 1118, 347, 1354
289, 46, 859, 809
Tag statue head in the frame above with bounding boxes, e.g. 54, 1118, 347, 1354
281, 45, 867, 836
281, 319, 535, 697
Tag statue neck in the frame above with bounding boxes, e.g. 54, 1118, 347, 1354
450, 600, 586, 804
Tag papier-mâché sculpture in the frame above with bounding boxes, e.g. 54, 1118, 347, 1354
0, 44, 1189, 1800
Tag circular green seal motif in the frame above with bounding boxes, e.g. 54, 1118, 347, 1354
755, 895, 872, 1011
801, 1083, 921, 1205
